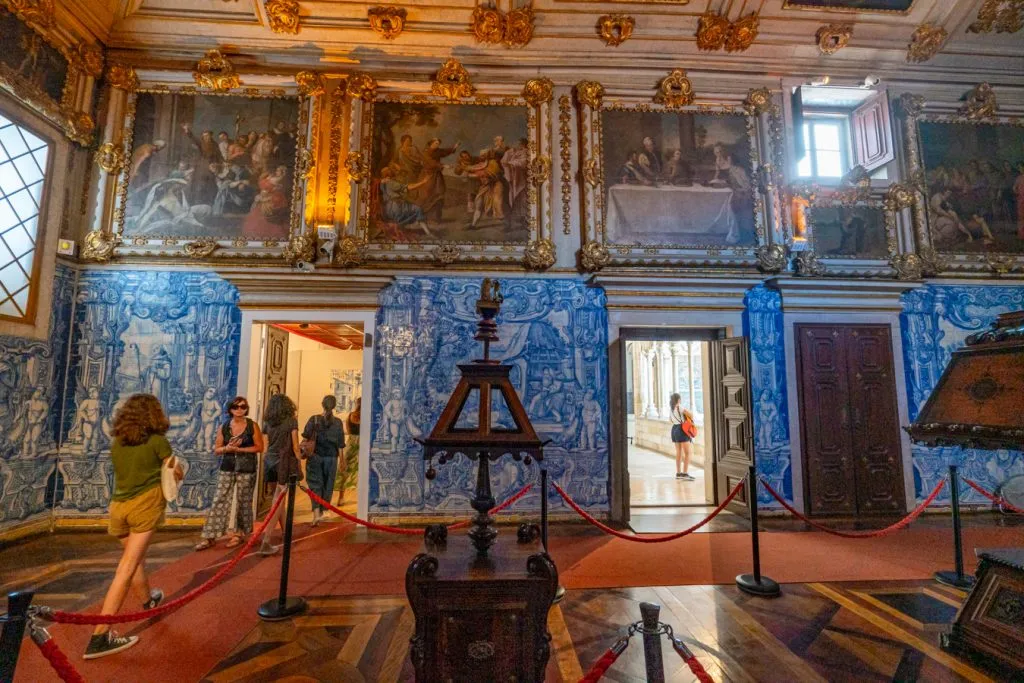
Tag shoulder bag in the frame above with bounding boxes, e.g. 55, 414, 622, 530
161, 455, 185, 502
299, 415, 320, 460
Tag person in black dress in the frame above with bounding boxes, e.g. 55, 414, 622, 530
260, 393, 300, 556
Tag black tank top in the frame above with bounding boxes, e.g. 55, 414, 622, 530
219, 419, 256, 473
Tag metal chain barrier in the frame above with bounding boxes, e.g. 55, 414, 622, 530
963, 478, 1024, 515
300, 482, 534, 535
554, 480, 745, 543
757, 476, 948, 539
36, 490, 286, 626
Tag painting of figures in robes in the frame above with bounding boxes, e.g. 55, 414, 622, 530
919, 121, 1024, 254
809, 205, 889, 259
0, 6, 69, 105
122, 93, 299, 241
367, 102, 531, 244
599, 110, 758, 248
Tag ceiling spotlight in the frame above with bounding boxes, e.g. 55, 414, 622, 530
862, 75, 881, 88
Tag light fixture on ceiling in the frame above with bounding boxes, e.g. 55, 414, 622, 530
862, 75, 881, 88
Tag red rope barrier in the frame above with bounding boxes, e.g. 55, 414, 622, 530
554, 479, 745, 543
758, 476, 948, 539
302, 483, 535, 536
578, 637, 629, 683
963, 478, 1024, 515
671, 638, 712, 683
42, 491, 286, 626
33, 637, 86, 683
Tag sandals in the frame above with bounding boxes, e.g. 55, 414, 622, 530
225, 535, 244, 549
194, 538, 214, 551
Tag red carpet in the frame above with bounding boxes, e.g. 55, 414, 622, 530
15, 523, 1020, 682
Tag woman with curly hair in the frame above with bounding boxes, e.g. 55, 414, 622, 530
260, 393, 301, 555
85, 394, 183, 660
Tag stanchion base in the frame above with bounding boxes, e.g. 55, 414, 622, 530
736, 574, 781, 598
934, 571, 976, 590
553, 584, 566, 604
257, 596, 308, 621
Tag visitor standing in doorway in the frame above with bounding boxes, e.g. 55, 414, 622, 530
340, 398, 361, 503
303, 395, 345, 526
85, 394, 182, 660
260, 394, 301, 555
669, 393, 695, 481
194, 396, 264, 551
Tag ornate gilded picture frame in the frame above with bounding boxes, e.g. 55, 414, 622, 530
898, 89, 1024, 277
342, 64, 557, 269
574, 81, 782, 271
797, 185, 906, 278
105, 85, 309, 260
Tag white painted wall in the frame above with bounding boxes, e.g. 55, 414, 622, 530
284, 337, 363, 430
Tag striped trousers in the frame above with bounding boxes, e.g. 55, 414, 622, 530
200, 471, 256, 539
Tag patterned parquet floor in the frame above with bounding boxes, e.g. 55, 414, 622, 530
2, 523, 1006, 682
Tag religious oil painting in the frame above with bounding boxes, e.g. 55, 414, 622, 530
0, 5, 69, 104
809, 205, 888, 258
782, 0, 915, 12
600, 110, 757, 248
919, 121, 1024, 254
368, 101, 531, 244
122, 92, 300, 241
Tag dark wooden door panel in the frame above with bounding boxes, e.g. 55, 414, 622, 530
712, 337, 754, 517
797, 327, 856, 515
845, 327, 905, 514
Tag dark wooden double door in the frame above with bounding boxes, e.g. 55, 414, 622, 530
796, 324, 905, 517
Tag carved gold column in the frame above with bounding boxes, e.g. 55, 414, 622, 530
81, 63, 139, 262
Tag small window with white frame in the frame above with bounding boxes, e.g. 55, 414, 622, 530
0, 108, 51, 323
791, 85, 895, 185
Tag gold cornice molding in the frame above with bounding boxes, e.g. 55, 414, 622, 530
193, 49, 241, 91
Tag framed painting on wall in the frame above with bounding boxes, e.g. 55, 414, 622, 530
798, 187, 904, 277
899, 89, 1024, 276
343, 67, 557, 269
575, 81, 780, 270
110, 88, 307, 259
781, 0, 915, 13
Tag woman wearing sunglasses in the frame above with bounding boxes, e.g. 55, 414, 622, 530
194, 396, 264, 551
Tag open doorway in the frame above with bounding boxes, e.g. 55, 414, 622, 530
250, 321, 365, 518
626, 339, 714, 511
620, 327, 755, 533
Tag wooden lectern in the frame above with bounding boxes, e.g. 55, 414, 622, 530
406, 279, 558, 683
906, 310, 1024, 676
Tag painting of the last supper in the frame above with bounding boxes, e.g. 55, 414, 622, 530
122, 92, 299, 241
599, 110, 758, 248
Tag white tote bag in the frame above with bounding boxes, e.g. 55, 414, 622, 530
161, 455, 186, 503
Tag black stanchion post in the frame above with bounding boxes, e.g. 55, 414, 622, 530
0, 590, 33, 683
935, 465, 976, 590
540, 468, 566, 604
258, 475, 308, 621
736, 466, 781, 598
540, 468, 549, 550
639, 602, 665, 683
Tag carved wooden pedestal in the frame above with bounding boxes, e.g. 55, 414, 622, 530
405, 536, 558, 683
942, 549, 1024, 678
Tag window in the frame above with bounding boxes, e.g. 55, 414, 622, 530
0, 111, 49, 322
797, 117, 848, 181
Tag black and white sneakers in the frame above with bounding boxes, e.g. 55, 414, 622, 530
83, 631, 139, 660
675, 472, 695, 481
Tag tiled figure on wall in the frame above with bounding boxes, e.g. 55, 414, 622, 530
0, 264, 75, 526
58, 271, 241, 515
369, 278, 610, 515
743, 285, 792, 505
901, 285, 1024, 504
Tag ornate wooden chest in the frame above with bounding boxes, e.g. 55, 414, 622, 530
406, 536, 558, 683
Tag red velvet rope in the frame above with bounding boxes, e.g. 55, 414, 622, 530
671, 639, 713, 683
302, 483, 535, 535
34, 637, 86, 683
44, 491, 286, 625
554, 479, 745, 543
758, 476, 948, 539
578, 645, 625, 683
963, 478, 1024, 515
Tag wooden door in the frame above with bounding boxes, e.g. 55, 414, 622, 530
261, 325, 289, 420
846, 327, 905, 514
797, 324, 905, 516
711, 337, 755, 517
797, 326, 857, 516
